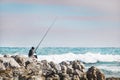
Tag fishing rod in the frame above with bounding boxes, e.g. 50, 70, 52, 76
34, 17, 57, 53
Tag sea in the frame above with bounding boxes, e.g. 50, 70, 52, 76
0, 47, 120, 77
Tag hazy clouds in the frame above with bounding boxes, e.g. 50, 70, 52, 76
0, 0, 120, 47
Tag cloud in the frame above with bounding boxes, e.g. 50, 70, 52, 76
0, 0, 120, 47
60, 16, 120, 22
1, 0, 120, 15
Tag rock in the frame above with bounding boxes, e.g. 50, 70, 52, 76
2, 77, 13, 80
19, 75, 44, 80
73, 75, 80, 80
52, 74, 60, 80
0, 68, 13, 79
19, 75, 29, 80
0, 62, 6, 70
0, 59, 3, 63
106, 77, 120, 80
74, 69, 84, 78
0, 56, 107, 80
46, 77, 53, 80
18, 66, 28, 75
0, 77, 3, 80
60, 73, 70, 80
60, 61, 69, 67
80, 73, 88, 80
87, 66, 105, 80
13, 55, 27, 66
44, 68, 56, 77
41, 60, 51, 70
72, 60, 85, 71
49, 61, 57, 70
3, 55, 10, 58
67, 66, 74, 74
12, 68, 20, 77
25, 60, 31, 68
1, 57, 20, 68
26, 62, 41, 75
61, 65, 67, 73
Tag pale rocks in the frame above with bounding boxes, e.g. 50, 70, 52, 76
0, 55, 107, 80
87, 66, 105, 80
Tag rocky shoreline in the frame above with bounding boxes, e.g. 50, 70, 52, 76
0, 55, 119, 80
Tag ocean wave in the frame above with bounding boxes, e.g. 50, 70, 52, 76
98, 65, 120, 72
1, 52, 120, 77
0, 52, 120, 64
37, 52, 120, 63
100, 66, 120, 77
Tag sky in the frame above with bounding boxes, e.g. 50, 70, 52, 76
0, 0, 120, 47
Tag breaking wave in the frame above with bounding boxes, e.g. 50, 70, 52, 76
37, 52, 120, 63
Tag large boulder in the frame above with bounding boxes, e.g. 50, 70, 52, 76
72, 60, 85, 72
61, 65, 67, 73
0, 57, 20, 68
60, 61, 69, 67
74, 69, 84, 78
87, 66, 105, 80
0, 57, 20, 79
25, 61, 41, 76
41, 60, 51, 70
0, 59, 5, 70
52, 74, 60, 80
72, 75, 80, 80
59, 73, 71, 80
0, 68, 13, 79
67, 66, 74, 74
12, 55, 27, 66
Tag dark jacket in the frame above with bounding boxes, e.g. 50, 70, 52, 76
28, 49, 34, 57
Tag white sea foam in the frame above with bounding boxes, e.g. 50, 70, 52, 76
97, 65, 120, 72
37, 52, 120, 63
1, 52, 120, 63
